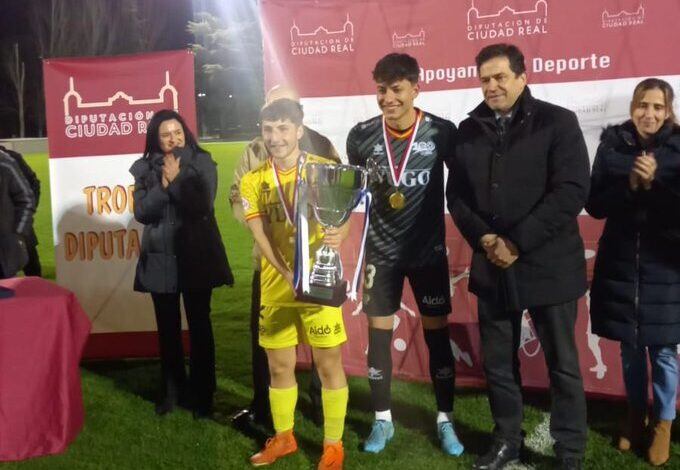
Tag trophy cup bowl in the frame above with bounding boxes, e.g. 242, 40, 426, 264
297, 162, 367, 306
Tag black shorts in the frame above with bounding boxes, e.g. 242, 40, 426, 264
362, 258, 451, 317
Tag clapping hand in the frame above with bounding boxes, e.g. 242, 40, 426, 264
162, 154, 181, 188
630, 152, 657, 191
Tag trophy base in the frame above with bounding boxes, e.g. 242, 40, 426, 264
296, 280, 347, 307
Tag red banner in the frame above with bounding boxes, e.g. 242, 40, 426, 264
43, 50, 197, 358
262, 0, 680, 97
261, 0, 680, 400
44, 50, 196, 158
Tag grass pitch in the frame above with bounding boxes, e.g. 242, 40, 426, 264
5, 143, 676, 469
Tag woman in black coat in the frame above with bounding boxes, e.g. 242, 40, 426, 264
130, 109, 233, 418
586, 78, 680, 466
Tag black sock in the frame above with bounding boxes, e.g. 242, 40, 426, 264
367, 327, 393, 412
424, 326, 455, 413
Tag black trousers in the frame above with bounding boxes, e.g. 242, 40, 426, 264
478, 298, 587, 459
23, 242, 41, 277
250, 270, 322, 414
151, 289, 216, 411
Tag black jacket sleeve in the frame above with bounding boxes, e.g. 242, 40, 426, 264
1, 155, 35, 236
446, 121, 492, 249
166, 152, 217, 218
584, 143, 636, 220
130, 158, 169, 225
508, 111, 591, 253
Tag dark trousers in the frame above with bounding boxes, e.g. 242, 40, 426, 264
151, 289, 216, 411
23, 242, 41, 277
478, 298, 587, 459
250, 270, 322, 415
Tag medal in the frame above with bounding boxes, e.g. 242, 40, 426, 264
389, 190, 406, 210
382, 110, 422, 210
270, 153, 307, 227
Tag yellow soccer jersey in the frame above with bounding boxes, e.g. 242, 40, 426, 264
240, 153, 335, 306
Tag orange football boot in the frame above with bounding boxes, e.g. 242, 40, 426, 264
250, 430, 298, 466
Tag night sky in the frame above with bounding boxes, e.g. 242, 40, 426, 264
0, 0, 261, 139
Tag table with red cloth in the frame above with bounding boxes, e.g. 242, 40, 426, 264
0, 277, 91, 461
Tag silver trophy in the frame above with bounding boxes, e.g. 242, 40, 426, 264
296, 162, 367, 307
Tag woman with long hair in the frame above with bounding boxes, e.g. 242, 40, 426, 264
130, 109, 233, 418
587, 78, 680, 466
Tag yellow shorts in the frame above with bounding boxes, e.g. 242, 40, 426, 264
258, 304, 347, 349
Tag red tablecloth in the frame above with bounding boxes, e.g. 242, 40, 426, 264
0, 277, 91, 461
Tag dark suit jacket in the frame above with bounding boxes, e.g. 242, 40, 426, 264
447, 88, 590, 309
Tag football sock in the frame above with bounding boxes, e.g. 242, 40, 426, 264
367, 327, 393, 413
322, 386, 349, 442
424, 327, 455, 413
269, 385, 298, 433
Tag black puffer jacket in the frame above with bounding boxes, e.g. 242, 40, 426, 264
130, 147, 233, 293
586, 120, 680, 346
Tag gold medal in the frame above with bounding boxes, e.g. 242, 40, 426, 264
389, 190, 406, 210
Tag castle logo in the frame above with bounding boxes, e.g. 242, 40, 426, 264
602, 4, 644, 28
466, 0, 548, 42
392, 29, 426, 48
62, 71, 178, 139
289, 14, 355, 56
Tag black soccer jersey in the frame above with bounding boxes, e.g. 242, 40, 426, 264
347, 110, 456, 267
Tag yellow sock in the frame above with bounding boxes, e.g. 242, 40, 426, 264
269, 385, 298, 434
322, 386, 348, 442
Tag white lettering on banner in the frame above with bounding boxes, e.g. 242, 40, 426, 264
533, 54, 611, 75
392, 29, 426, 48
289, 14, 355, 56
419, 65, 477, 85
466, 0, 548, 41
62, 72, 177, 139
602, 5, 645, 28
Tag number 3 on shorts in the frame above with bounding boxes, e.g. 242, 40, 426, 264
365, 264, 376, 290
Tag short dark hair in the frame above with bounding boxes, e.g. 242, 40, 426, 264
475, 43, 526, 75
143, 109, 205, 159
260, 98, 304, 126
372, 53, 420, 84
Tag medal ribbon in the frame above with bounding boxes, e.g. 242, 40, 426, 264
381, 110, 422, 188
271, 152, 306, 227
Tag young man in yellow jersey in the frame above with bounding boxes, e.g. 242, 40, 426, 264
240, 98, 349, 469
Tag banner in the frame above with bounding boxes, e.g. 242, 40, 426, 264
43, 50, 197, 358
260, 0, 680, 399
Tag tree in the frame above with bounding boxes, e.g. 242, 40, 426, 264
3, 43, 26, 137
187, 11, 263, 138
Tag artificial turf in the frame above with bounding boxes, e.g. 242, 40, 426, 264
5, 143, 678, 469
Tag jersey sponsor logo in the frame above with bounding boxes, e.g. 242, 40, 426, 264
401, 169, 431, 187
372, 143, 384, 156
309, 324, 332, 336
411, 141, 435, 156
422, 295, 447, 306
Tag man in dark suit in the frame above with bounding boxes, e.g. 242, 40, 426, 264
447, 43, 590, 470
